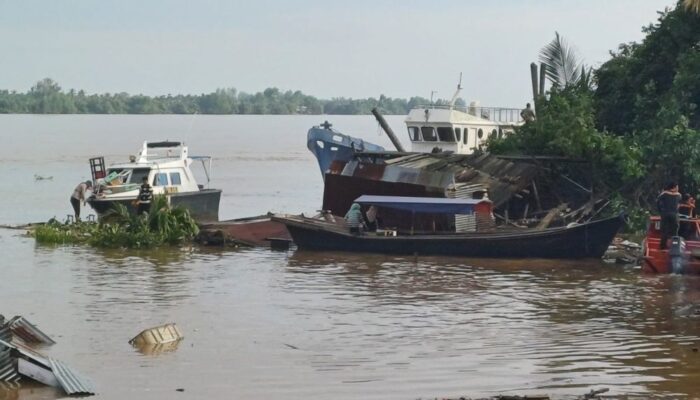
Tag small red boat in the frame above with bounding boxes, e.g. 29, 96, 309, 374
642, 216, 700, 274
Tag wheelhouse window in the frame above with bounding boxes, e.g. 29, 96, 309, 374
477, 128, 484, 139
407, 126, 421, 141
129, 168, 151, 184
463, 129, 469, 144
153, 173, 169, 186
437, 127, 456, 142
170, 172, 182, 185
421, 126, 437, 141
454, 128, 461, 142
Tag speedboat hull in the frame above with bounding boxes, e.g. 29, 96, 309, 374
88, 189, 221, 223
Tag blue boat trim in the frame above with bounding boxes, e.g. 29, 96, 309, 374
307, 125, 385, 179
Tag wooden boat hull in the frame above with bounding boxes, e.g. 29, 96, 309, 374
88, 189, 221, 223
199, 215, 290, 246
274, 214, 625, 259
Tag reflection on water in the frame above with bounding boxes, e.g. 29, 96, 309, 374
3, 235, 700, 398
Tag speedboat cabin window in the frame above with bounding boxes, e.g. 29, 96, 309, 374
437, 127, 456, 142
129, 168, 151, 184
463, 129, 468, 144
407, 126, 421, 141
408, 126, 421, 141
478, 128, 484, 139
154, 173, 169, 186
454, 128, 461, 142
170, 172, 182, 185
421, 126, 437, 141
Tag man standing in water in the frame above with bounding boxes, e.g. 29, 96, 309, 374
657, 182, 682, 250
137, 176, 153, 215
70, 180, 92, 222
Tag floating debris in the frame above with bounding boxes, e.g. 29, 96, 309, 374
130, 323, 184, 347
7, 316, 56, 345
33, 174, 53, 181
0, 314, 95, 396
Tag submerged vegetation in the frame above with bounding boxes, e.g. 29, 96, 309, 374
488, 0, 700, 231
32, 196, 199, 248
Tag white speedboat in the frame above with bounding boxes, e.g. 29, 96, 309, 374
87, 140, 221, 222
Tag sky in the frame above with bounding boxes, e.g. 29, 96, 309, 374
0, 0, 677, 106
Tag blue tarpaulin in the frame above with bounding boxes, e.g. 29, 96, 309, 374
354, 195, 488, 214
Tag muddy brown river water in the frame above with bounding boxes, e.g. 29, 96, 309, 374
1, 115, 700, 399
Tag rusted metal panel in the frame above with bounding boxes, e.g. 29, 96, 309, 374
8, 316, 55, 345
48, 358, 95, 396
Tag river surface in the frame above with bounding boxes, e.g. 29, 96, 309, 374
1, 115, 700, 400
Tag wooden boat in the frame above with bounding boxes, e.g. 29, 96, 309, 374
272, 195, 625, 259
641, 216, 700, 274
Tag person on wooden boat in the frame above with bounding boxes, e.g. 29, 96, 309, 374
520, 103, 535, 123
345, 203, 364, 234
679, 194, 695, 218
364, 205, 378, 232
137, 176, 153, 215
657, 182, 682, 249
70, 180, 92, 222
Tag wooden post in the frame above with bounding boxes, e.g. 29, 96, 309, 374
532, 181, 542, 211
530, 63, 539, 104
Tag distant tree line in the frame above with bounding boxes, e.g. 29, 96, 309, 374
0, 79, 460, 115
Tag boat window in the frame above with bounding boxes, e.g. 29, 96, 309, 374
498, 127, 504, 139
463, 129, 469, 144
477, 128, 484, 139
128, 168, 151, 184
437, 127, 456, 142
421, 126, 437, 141
407, 126, 421, 141
153, 173, 169, 186
454, 128, 461, 141
170, 172, 182, 185
490, 129, 497, 139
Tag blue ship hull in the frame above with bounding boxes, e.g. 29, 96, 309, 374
307, 124, 385, 179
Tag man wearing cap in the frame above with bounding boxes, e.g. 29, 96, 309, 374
70, 180, 92, 222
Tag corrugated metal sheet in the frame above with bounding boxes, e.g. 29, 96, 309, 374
0, 315, 10, 342
48, 358, 95, 396
8, 316, 55, 345
0, 341, 19, 384
0, 316, 19, 384
379, 153, 538, 207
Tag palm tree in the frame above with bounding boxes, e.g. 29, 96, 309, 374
538, 32, 586, 88
684, 0, 700, 13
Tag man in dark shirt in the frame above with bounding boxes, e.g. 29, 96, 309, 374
657, 182, 682, 249
137, 176, 153, 215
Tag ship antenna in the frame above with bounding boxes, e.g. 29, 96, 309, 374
449, 72, 463, 110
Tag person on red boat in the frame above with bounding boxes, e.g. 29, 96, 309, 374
657, 182, 682, 249
679, 194, 695, 218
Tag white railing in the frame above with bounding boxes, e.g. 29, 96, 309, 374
414, 104, 524, 124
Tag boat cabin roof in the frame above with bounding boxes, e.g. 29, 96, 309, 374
354, 195, 489, 214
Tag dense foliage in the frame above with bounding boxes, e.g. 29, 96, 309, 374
0, 79, 446, 115
32, 196, 199, 248
489, 1, 700, 231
